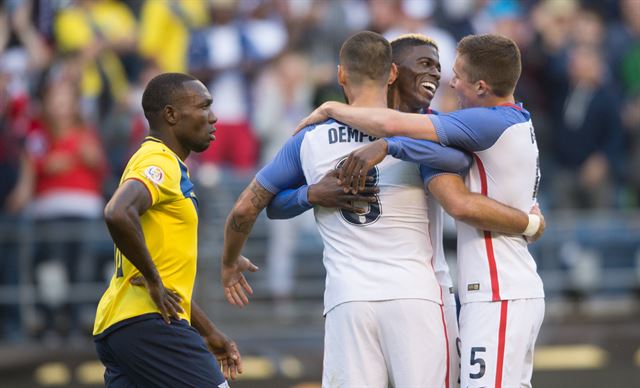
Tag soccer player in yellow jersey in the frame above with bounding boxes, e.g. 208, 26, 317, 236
94, 73, 240, 387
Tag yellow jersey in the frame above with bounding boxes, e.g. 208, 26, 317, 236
94, 137, 199, 336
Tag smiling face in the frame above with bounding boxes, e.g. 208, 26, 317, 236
395, 44, 441, 111
174, 80, 217, 153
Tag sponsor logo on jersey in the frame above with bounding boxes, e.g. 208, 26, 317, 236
144, 166, 164, 185
467, 283, 480, 291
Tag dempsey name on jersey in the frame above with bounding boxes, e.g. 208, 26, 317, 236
328, 125, 378, 144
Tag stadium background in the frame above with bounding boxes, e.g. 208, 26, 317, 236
0, 0, 639, 387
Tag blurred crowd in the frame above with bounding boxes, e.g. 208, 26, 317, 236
0, 0, 638, 342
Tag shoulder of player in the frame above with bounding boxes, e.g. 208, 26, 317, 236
130, 144, 183, 179
300, 118, 342, 134
445, 106, 529, 129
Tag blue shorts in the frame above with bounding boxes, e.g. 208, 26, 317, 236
94, 314, 228, 388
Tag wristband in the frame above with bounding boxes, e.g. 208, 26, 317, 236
523, 214, 541, 237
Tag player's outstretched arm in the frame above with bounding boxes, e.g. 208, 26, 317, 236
429, 174, 545, 239
191, 301, 243, 381
221, 178, 266, 307
104, 180, 184, 324
295, 101, 438, 141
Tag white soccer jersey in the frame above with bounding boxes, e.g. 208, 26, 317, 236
427, 195, 455, 293
301, 123, 441, 314
431, 104, 545, 304
257, 119, 476, 314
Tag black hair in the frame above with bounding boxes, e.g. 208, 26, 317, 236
141, 72, 198, 120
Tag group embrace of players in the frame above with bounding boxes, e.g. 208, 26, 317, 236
94, 29, 546, 388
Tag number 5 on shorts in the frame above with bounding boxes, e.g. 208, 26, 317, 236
469, 347, 486, 379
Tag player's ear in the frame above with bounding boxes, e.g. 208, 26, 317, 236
476, 80, 490, 97
337, 65, 347, 87
388, 63, 398, 85
163, 105, 179, 125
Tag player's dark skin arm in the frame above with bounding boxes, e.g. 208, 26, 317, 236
307, 170, 379, 211
127, 276, 244, 379
221, 178, 267, 307
103, 179, 184, 324
191, 301, 243, 380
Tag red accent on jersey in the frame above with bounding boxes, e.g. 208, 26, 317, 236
474, 155, 501, 301
495, 300, 509, 388
498, 103, 523, 111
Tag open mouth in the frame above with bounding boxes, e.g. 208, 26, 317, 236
421, 81, 437, 96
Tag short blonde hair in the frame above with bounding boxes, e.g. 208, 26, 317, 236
390, 34, 438, 51
389, 34, 439, 65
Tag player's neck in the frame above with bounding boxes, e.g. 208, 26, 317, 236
347, 91, 388, 108
149, 130, 190, 161
388, 88, 422, 113
482, 94, 515, 108
345, 83, 388, 108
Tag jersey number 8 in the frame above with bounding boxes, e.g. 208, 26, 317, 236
336, 158, 381, 226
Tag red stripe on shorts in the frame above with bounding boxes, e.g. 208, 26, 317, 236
495, 300, 509, 388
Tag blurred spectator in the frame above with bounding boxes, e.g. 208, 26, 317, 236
253, 51, 318, 300
547, 44, 626, 209
607, 0, 640, 204
23, 73, 107, 341
138, 0, 208, 73
192, 0, 287, 172
0, 0, 50, 343
53, 0, 136, 121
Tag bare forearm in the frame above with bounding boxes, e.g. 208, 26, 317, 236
452, 194, 528, 234
325, 102, 438, 140
104, 207, 161, 283
324, 103, 392, 137
222, 210, 257, 266
222, 179, 273, 266
430, 174, 527, 235
191, 301, 217, 337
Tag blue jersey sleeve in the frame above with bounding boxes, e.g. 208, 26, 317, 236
428, 105, 530, 151
419, 164, 465, 189
266, 185, 313, 219
256, 127, 311, 194
386, 136, 472, 173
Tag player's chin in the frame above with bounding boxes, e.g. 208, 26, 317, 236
193, 139, 212, 153
423, 95, 434, 106
416, 93, 432, 107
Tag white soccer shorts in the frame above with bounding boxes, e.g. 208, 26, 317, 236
323, 299, 448, 388
459, 298, 545, 388
442, 286, 460, 388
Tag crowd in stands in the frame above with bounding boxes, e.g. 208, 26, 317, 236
0, 0, 638, 343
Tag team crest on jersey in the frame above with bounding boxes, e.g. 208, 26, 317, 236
467, 283, 480, 291
144, 166, 164, 184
